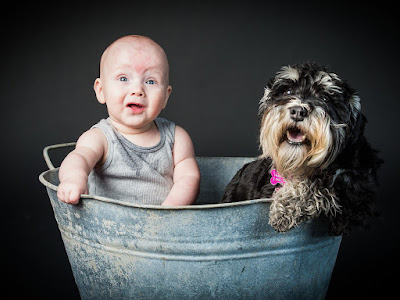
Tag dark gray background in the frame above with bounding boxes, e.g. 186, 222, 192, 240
3, 1, 398, 298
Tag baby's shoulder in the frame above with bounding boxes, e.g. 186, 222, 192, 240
77, 127, 108, 152
172, 125, 195, 157
75, 127, 108, 166
174, 125, 190, 139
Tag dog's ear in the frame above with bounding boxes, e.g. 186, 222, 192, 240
349, 93, 361, 121
258, 77, 276, 119
341, 86, 366, 148
258, 87, 271, 118
328, 89, 382, 235
347, 108, 367, 150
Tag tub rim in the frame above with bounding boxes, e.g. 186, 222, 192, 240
39, 167, 273, 210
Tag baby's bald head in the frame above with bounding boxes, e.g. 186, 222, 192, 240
99, 35, 170, 84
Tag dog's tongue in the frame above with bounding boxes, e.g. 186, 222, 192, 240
287, 128, 306, 143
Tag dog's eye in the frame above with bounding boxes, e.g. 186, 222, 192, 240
284, 89, 293, 96
322, 96, 328, 102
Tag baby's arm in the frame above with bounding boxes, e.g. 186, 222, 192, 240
162, 126, 200, 206
57, 128, 107, 204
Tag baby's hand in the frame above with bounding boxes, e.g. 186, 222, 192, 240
57, 179, 88, 204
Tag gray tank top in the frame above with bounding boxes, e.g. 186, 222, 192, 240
87, 117, 175, 205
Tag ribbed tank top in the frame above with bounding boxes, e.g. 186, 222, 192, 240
87, 117, 175, 205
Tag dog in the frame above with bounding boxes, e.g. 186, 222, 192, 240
221, 62, 381, 235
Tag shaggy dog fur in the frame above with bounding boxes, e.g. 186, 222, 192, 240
221, 63, 381, 235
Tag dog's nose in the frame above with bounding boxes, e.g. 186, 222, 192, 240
289, 106, 308, 121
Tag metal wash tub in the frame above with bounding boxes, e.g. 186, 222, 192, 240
39, 143, 341, 300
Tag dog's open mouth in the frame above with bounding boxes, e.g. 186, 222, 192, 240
286, 127, 307, 145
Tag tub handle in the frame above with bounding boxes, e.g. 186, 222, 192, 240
43, 142, 76, 170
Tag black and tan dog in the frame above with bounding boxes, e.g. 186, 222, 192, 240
221, 63, 381, 235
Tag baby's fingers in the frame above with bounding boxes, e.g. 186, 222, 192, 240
66, 189, 81, 205
57, 184, 82, 204
57, 187, 67, 202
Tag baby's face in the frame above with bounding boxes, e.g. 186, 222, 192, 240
95, 37, 172, 132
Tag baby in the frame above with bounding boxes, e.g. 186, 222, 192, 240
58, 35, 200, 206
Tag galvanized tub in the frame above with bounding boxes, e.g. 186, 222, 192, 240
39, 143, 341, 300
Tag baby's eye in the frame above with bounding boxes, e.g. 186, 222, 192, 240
118, 76, 128, 82
145, 79, 155, 85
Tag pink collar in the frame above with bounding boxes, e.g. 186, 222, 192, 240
270, 169, 286, 186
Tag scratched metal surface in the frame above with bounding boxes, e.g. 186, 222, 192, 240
40, 155, 341, 300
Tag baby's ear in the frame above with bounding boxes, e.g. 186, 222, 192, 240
163, 85, 172, 108
94, 78, 106, 104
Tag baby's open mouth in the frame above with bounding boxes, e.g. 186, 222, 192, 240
127, 103, 145, 113
286, 127, 307, 145
128, 103, 144, 109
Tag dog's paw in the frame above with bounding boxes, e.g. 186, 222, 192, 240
268, 202, 297, 232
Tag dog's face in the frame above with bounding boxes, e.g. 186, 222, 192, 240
259, 63, 362, 178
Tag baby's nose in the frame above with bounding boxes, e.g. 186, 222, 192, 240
131, 91, 144, 97
131, 85, 144, 97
